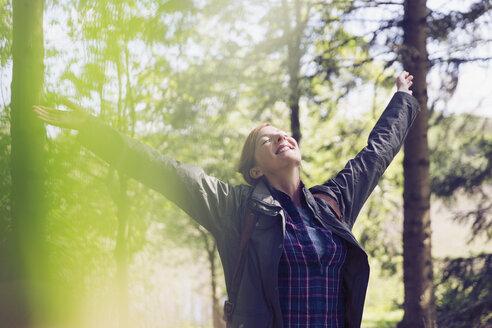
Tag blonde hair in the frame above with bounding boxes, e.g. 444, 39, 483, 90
237, 122, 271, 185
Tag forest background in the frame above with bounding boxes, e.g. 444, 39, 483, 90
0, 0, 491, 327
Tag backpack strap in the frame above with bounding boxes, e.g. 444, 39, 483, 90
313, 193, 343, 223
223, 207, 258, 327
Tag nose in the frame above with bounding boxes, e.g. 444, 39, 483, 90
276, 133, 286, 143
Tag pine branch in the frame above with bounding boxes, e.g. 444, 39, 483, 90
428, 0, 492, 40
311, 0, 402, 7
430, 56, 492, 65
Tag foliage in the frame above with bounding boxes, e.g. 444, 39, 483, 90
435, 254, 492, 328
428, 0, 492, 48
430, 112, 492, 241
0, 108, 10, 257
313, 0, 492, 104
0, 0, 12, 67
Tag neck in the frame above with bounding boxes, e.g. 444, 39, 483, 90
265, 168, 302, 207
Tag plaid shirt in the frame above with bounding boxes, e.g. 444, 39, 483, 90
272, 187, 347, 328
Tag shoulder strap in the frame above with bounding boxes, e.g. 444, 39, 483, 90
223, 207, 258, 326
313, 193, 343, 223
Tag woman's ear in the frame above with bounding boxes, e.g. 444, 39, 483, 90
249, 167, 264, 180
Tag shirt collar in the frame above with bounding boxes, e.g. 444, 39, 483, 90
268, 180, 308, 207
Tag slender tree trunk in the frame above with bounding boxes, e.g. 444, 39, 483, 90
399, 0, 436, 327
287, 41, 302, 145
5, 0, 45, 326
113, 57, 132, 328
283, 0, 303, 144
209, 244, 224, 328
124, 47, 136, 137
200, 229, 224, 328
114, 174, 130, 328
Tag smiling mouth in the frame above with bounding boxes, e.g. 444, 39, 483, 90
276, 145, 292, 155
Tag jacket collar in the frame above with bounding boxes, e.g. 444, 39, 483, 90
249, 178, 282, 216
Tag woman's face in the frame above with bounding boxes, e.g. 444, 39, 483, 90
251, 125, 301, 179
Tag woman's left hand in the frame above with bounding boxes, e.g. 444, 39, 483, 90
33, 99, 90, 130
396, 71, 414, 95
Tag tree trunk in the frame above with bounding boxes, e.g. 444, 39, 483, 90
209, 244, 224, 328
124, 47, 136, 137
113, 56, 132, 328
200, 229, 225, 328
114, 173, 130, 328
400, 0, 436, 327
283, 0, 303, 144
5, 0, 45, 326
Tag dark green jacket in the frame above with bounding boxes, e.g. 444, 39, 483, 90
78, 92, 420, 327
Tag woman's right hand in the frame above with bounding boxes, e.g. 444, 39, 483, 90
33, 99, 90, 130
396, 71, 414, 95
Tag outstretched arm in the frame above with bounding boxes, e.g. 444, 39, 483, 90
33, 102, 242, 237
311, 72, 420, 229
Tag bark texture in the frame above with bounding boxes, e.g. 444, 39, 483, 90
400, 0, 436, 327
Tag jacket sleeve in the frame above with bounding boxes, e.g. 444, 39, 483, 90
311, 91, 421, 229
76, 116, 243, 237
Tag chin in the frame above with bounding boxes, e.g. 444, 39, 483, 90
284, 155, 302, 167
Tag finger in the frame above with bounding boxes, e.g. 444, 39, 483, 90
34, 110, 68, 127
33, 106, 53, 113
34, 111, 57, 124
33, 106, 51, 117
34, 108, 58, 120
34, 105, 58, 115
39, 105, 63, 113
36, 105, 54, 110
33, 105, 46, 112
34, 106, 65, 121
34, 107, 56, 120
35, 112, 54, 123
36, 105, 72, 121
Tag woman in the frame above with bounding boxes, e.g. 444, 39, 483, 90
34, 71, 418, 328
